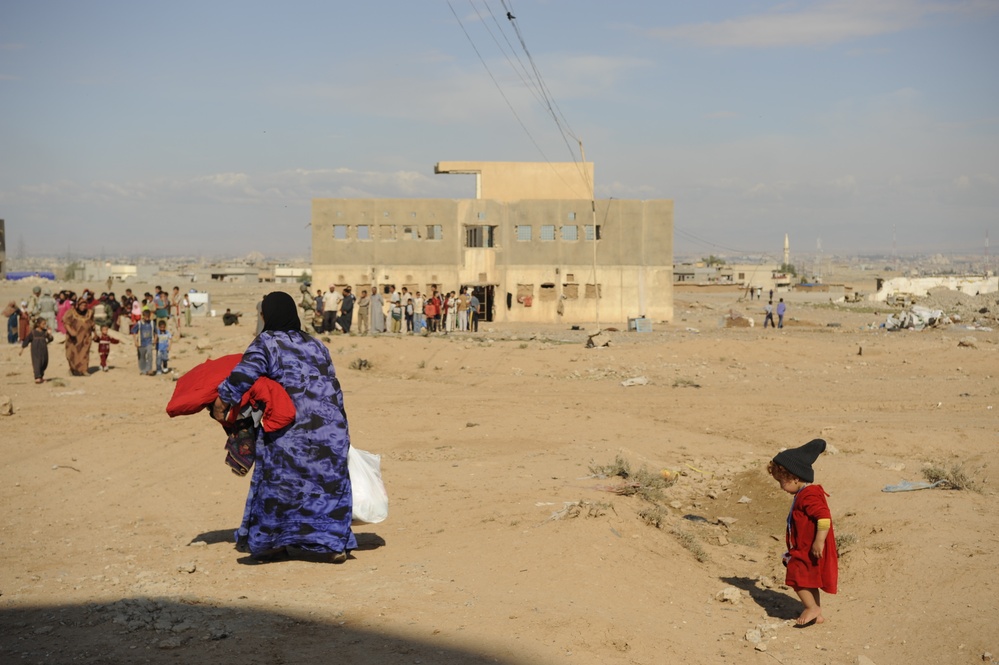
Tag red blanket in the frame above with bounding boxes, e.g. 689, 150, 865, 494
165, 354, 295, 432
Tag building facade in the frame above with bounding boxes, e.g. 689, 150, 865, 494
311, 162, 674, 325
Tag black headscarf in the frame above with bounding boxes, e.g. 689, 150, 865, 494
260, 291, 301, 333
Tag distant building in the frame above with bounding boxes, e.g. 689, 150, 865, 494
311, 161, 674, 324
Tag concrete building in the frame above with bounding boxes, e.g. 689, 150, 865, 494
311, 161, 674, 325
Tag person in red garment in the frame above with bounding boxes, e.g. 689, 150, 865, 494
767, 438, 838, 626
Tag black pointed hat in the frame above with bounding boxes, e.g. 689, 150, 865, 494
772, 438, 826, 483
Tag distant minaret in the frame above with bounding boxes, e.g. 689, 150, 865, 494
783, 234, 790, 267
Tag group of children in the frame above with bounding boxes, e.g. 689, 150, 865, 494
132, 310, 173, 376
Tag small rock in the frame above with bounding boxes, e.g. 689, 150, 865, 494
34, 625, 54, 635
737, 495, 752, 504
745, 629, 762, 643
717, 534, 729, 546
958, 337, 977, 348
706, 490, 718, 499
0, 395, 13, 416
716, 516, 738, 527
177, 562, 197, 574
857, 656, 878, 665
620, 376, 648, 387
158, 637, 184, 650
669, 500, 683, 509
716, 586, 742, 604
755, 643, 768, 652
188, 541, 207, 548
195, 338, 213, 351
465, 422, 479, 428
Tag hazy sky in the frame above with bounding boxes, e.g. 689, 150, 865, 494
1, 0, 997, 259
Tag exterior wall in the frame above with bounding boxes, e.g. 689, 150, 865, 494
312, 197, 673, 324
435, 162, 593, 201
870, 276, 999, 302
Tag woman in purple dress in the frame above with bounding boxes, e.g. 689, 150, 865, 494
214, 291, 356, 563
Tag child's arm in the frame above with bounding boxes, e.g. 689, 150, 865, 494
812, 519, 830, 558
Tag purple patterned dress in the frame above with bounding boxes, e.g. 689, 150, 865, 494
218, 330, 357, 556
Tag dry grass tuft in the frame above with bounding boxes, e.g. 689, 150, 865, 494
670, 527, 709, 563
922, 463, 981, 492
348, 358, 372, 371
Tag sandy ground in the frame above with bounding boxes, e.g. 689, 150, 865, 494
1, 277, 997, 665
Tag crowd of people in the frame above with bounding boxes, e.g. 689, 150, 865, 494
5, 283, 187, 380
302, 283, 482, 336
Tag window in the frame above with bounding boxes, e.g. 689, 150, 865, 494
516, 225, 532, 241
426, 224, 443, 240
561, 225, 578, 241
357, 225, 371, 240
402, 225, 418, 240
540, 224, 556, 241
465, 225, 495, 248
585, 283, 602, 299
380, 225, 396, 240
568, 211, 576, 220
477, 211, 486, 220
333, 225, 347, 240
584, 225, 602, 241
539, 283, 557, 301
563, 283, 579, 299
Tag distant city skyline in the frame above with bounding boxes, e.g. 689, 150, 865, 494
2, 1, 997, 257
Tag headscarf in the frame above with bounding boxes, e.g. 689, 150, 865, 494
260, 291, 301, 332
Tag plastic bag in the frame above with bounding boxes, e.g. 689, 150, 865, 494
348, 446, 389, 524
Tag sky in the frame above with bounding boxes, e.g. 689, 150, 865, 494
1, 0, 997, 260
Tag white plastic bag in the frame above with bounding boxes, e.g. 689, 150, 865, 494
347, 446, 389, 524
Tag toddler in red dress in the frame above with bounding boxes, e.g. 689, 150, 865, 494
768, 438, 838, 626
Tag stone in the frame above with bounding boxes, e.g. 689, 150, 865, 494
755, 643, 768, 652
0, 395, 13, 416
716, 586, 741, 604
745, 629, 761, 643
177, 562, 197, 574
857, 656, 878, 665
737, 495, 752, 504
716, 516, 738, 527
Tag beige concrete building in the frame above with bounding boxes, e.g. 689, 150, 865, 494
311, 161, 674, 325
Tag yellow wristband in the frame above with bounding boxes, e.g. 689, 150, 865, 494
817, 518, 831, 530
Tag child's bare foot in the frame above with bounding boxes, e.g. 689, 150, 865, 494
795, 608, 824, 626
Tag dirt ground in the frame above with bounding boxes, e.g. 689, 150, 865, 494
1, 276, 997, 665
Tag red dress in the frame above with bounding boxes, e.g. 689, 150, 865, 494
785, 484, 838, 593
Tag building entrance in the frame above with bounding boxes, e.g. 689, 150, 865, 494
463, 284, 495, 326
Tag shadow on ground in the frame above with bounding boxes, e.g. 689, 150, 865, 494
720, 576, 800, 621
0, 599, 522, 664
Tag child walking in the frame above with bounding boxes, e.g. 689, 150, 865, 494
135, 310, 157, 376
20, 317, 53, 383
96, 324, 120, 372
156, 319, 172, 374
768, 438, 838, 626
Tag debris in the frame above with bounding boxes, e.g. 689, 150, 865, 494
52, 464, 81, 472
883, 306, 948, 331
958, 337, 977, 348
716, 516, 738, 527
737, 495, 752, 504
745, 628, 762, 644
465, 421, 479, 428
620, 376, 649, 387
585, 331, 611, 348
882, 479, 948, 492
724, 309, 754, 328
177, 562, 197, 574
0, 395, 12, 416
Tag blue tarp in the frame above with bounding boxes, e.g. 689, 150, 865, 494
5, 271, 56, 281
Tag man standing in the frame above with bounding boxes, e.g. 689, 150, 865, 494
764, 301, 775, 329
338, 287, 355, 334
356, 289, 370, 335
776, 298, 787, 329
322, 285, 342, 333
469, 291, 480, 332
